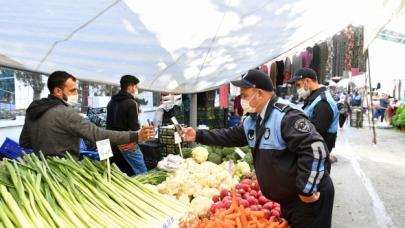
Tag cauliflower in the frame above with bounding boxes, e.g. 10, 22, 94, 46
199, 187, 220, 199
178, 194, 191, 205
190, 196, 212, 217
235, 161, 251, 177
191, 147, 209, 163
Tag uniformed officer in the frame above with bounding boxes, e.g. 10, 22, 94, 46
183, 69, 334, 228
288, 68, 339, 172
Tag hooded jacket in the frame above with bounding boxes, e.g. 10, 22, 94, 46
106, 91, 140, 131
19, 95, 138, 158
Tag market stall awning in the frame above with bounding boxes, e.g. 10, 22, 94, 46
0, 0, 404, 93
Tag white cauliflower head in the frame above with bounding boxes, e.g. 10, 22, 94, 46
235, 161, 251, 177
191, 147, 209, 164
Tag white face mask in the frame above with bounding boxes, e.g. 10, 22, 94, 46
132, 89, 139, 97
241, 93, 257, 114
297, 80, 310, 99
65, 94, 79, 106
297, 87, 310, 99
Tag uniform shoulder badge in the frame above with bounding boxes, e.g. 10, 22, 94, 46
273, 102, 288, 112
294, 118, 312, 133
247, 129, 255, 141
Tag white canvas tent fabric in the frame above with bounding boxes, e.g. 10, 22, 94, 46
0, 0, 404, 93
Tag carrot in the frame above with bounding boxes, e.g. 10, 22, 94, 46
236, 217, 242, 228
225, 213, 241, 219
240, 206, 248, 227
224, 219, 236, 226
232, 187, 238, 209
249, 211, 265, 218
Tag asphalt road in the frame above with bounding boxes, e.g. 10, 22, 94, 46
331, 121, 405, 228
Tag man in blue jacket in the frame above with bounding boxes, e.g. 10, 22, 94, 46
183, 69, 334, 228
288, 68, 339, 172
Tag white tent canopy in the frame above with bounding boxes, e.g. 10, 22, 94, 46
0, 0, 404, 93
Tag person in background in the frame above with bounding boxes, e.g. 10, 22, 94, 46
372, 96, 381, 120
20, 71, 154, 159
379, 93, 389, 123
350, 91, 362, 107
233, 94, 244, 116
337, 95, 351, 129
183, 69, 334, 228
107, 75, 147, 176
153, 93, 182, 127
288, 68, 339, 172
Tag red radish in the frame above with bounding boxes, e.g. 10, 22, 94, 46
210, 204, 216, 213
223, 200, 232, 209
257, 204, 262, 210
250, 205, 260, 211
212, 195, 220, 202
240, 179, 253, 186
251, 180, 260, 191
222, 196, 232, 202
257, 190, 263, 197
240, 183, 251, 192
249, 190, 258, 198
220, 189, 230, 199
235, 184, 242, 189
271, 209, 281, 218
237, 188, 246, 195
258, 196, 269, 205
247, 197, 258, 205
240, 199, 250, 208
243, 193, 251, 200
263, 202, 274, 210
273, 203, 280, 208
263, 209, 271, 219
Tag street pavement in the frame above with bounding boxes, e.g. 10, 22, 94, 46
331, 120, 405, 228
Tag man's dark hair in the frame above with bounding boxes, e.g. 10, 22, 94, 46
47, 71, 76, 93
120, 75, 139, 90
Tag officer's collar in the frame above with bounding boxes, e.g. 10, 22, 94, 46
304, 86, 326, 106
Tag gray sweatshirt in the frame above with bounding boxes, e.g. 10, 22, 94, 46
19, 95, 138, 158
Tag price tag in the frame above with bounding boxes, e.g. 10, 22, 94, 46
234, 148, 246, 159
96, 139, 114, 161
174, 132, 182, 144
227, 161, 235, 175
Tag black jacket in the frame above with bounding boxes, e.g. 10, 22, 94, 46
302, 87, 336, 151
196, 97, 332, 203
106, 91, 140, 176
107, 91, 140, 131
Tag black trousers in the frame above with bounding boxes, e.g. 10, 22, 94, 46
281, 176, 334, 228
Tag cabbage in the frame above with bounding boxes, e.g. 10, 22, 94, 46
207, 151, 222, 164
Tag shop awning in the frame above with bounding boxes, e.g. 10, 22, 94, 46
0, 0, 404, 93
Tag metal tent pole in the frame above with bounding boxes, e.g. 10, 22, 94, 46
366, 50, 377, 144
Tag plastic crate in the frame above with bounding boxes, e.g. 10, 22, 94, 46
0, 137, 32, 159
138, 140, 163, 170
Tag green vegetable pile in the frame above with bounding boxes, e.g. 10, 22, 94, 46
0, 153, 190, 227
182, 145, 253, 168
392, 106, 405, 129
134, 169, 168, 185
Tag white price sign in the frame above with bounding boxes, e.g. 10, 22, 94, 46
96, 139, 114, 160
174, 132, 182, 144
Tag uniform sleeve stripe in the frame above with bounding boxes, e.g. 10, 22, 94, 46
303, 141, 327, 194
